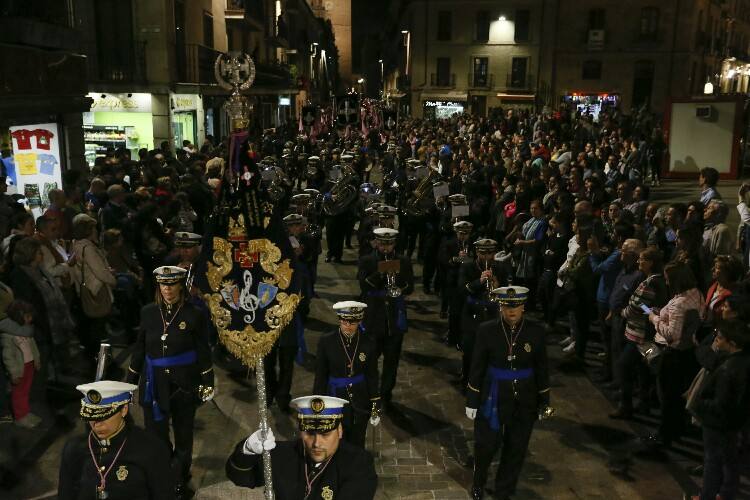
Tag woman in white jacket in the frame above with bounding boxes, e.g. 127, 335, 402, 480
70, 214, 116, 370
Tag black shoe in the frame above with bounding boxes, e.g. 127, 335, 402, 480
470, 486, 484, 500
424, 287, 432, 295
608, 406, 633, 420
325, 256, 332, 263
334, 258, 343, 264
345, 244, 353, 249
642, 433, 671, 449
439, 311, 448, 319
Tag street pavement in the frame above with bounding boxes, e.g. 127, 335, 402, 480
2, 178, 748, 500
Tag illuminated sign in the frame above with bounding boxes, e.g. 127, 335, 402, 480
89, 93, 152, 113
424, 100, 466, 107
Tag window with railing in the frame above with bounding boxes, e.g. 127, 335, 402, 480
472, 57, 488, 87
515, 9, 530, 42
436, 57, 451, 86
475, 11, 489, 42
437, 11, 452, 41
509, 57, 528, 88
582, 60, 602, 79
639, 7, 659, 41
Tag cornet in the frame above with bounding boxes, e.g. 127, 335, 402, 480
385, 255, 402, 298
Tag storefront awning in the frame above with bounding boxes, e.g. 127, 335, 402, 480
421, 92, 468, 101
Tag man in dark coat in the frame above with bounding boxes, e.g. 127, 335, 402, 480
458, 238, 506, 384
357, 228, 414, 409
226, 395, 377, 499
438, 220, 474, 348
465, 286, 552, 500
58, 380, 174, 500
313, 301, 380, 448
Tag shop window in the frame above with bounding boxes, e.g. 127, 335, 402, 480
515, 9, 530, 42
436, 57, 451, 86
437, 11, 452, 41
475, 11, 490, 42
582, 60, 602, 80
640, 7, 659, 40
588, 9, 606, 30
203, 11, 214, 48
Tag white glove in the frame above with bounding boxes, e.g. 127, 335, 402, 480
369, 415, 381, 427
465, 407, 477, 420
242, 428, 276, 455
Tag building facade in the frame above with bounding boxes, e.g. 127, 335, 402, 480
392, 0, 547, 118
308, 0, 353, 86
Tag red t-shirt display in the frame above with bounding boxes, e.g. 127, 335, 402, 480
10, 129, 33, 150
33, 129, 54, 150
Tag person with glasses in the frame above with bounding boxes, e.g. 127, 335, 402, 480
313, 301, 380, 448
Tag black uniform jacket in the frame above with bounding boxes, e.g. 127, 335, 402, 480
458, 260, 506, 321
226, 439, 377, 500
127, 302, 214, 412
58, 423, 174, 500
358, 250, 414, 337
438, 236, 471, 289
313, 329, 380, 414
467, 318, 550, 424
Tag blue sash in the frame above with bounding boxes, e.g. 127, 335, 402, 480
366, 291, 407, 331
328, 374, 366, 397
144, 351, 197, 421
480, 365, 533, 431
293, 314, 307, 366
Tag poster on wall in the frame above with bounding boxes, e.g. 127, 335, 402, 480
9, 123, 63, 216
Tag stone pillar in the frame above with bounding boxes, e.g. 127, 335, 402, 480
152, 92, 172, 152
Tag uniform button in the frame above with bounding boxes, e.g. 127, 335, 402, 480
165, 369, 170, 374
100, 466, 106, 472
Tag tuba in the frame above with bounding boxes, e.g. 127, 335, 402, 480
404, 166, 439, 217
322, 165, 358, 216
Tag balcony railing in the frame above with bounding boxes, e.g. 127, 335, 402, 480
178, 44, 223, 84
506, 72, 534, 90
468, 73, 494, 89
430, 73, 455, 88
254, 61, 294, 88
92, 41, 147, 84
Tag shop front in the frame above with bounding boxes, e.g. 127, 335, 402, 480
420, 92, 468, 120
83, 92, 154, 166
171, 93, 205, 149
561, 93, 620, 121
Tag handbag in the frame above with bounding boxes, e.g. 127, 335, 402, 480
79, 246, 112, 318
637, 340, 664, 372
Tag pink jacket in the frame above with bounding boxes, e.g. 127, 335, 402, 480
651, 287, 703, 349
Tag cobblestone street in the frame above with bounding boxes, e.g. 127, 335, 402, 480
4, 180, 745, 500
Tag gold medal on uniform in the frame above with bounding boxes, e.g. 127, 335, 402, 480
116, 465, 128, 481
524, 343, 532, 352
358, 352, 366, 362
179, 321, 187, 330
321, 485, 333, 500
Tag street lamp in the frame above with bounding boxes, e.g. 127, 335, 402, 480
379, 59, 384, 97
401, 30, 411, 77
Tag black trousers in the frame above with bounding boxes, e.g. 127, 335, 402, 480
656, 347, 696, 442
325, 216, 346, 259
422, 251, 438, 290
143, 389, 197, 484
617, 340, 651, 409
374, 331, 404, 402
265, 344, 296, 408
445, 287, 462, 344
536, 269, 557, 326
342, 406, 369, 448
473, 413, 535, 496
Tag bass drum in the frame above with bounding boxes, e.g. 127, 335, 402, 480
322, 183, 357, 216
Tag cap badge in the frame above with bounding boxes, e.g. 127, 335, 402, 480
116, 465, 129, 481
310, 397, 326, 414
507, 288, 516, 298
87, 390, 102, 405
